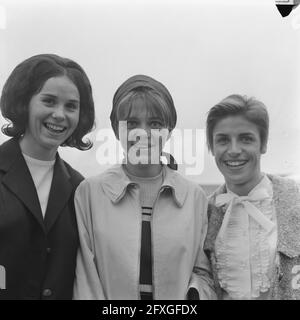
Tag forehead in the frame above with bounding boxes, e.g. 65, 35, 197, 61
39, 76, 79, 99
213, 115, 260, 136
118, 94, 164, 120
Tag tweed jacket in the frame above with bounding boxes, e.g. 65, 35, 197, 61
204, 174, 300, 300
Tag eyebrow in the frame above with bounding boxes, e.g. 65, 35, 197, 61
125, 116, 163, 122
148, 117, 163, 121
125, 116, 139, 120
239, 132, 255, 136
214, 133, 228, 137
40, 93, 80, 104
214, 132, 256, 136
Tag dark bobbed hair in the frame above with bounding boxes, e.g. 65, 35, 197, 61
110, 74, 177, 139
0, 53, 95, 150
206, 94, 269, 152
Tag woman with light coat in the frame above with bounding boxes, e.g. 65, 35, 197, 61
73, 74, 216, 300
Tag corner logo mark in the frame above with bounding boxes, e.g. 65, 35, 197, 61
275, 0, 300, 18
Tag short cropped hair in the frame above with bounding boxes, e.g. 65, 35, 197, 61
110, 75, 177, 139
206, 94, 269, 152
0, 54, 95, 150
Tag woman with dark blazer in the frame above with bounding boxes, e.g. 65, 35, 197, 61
0, 54, 95, 299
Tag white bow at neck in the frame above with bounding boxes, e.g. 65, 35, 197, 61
215, 188, 275, 239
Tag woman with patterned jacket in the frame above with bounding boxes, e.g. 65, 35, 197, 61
204, 94, 300, 300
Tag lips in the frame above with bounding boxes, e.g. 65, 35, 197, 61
44, 122, 67, 134
224, 160, 248, 168
137, 144, 155, 149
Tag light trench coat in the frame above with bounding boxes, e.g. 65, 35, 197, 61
73, 164, 216, 300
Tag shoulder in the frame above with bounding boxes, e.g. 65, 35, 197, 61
167, 167, 207, 198
0, 140, 6, 154
81, 164, 124, 185
207, 184, 226, 206
206, 185, 225, 222
75, 164, 125, 193
0, 137, 13, 151
268, 174, 299, 190
0, 138, 19, 162
60, 159, 84, 186
268, 174, 300, 203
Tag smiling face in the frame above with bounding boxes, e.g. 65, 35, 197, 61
212, 115, 267, 195
118, 96, 169, 176
21, 76, 80, 160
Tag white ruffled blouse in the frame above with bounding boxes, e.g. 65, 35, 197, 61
214, 175, 278, 300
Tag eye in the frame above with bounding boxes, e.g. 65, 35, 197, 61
150, 121, 163, 129
241, 136, 254, 143
127, 120, 138, 129
215, 136, 228, 145
66, 102, 79, 111
42, 97, 55, 106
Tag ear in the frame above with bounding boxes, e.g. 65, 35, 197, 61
261, 142, 267, 154
210, 143, 215, 156
167, 130, 172, 141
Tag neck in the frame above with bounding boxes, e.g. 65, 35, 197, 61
19, 136, 57, 161
125, 162, 162, 178
226, 172, 264, 196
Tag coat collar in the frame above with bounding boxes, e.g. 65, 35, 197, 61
0, 138, 73, 234
206, 174, 300, 257
100, 164, 188, 207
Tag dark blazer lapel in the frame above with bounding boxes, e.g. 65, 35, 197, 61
0, 139, 45, 232
44, 154, 73, 233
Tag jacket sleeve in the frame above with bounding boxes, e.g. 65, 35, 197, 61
73, 181, 106, 300
187, 190, 217, 300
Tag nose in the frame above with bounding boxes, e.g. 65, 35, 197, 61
227, 140, 242, 156
137, 122, 151, 136
51, 105, 65, 121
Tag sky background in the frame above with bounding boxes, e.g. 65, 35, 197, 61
0, 0, 299, 184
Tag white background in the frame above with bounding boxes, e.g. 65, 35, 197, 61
0, 0, 299, 185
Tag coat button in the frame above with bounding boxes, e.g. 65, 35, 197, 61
42, 289, 52, 297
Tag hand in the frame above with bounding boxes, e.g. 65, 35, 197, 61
187, 287, 200, 300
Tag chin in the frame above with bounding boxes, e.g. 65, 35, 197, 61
229, 176, 251, 187
41, 138, 62, 150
